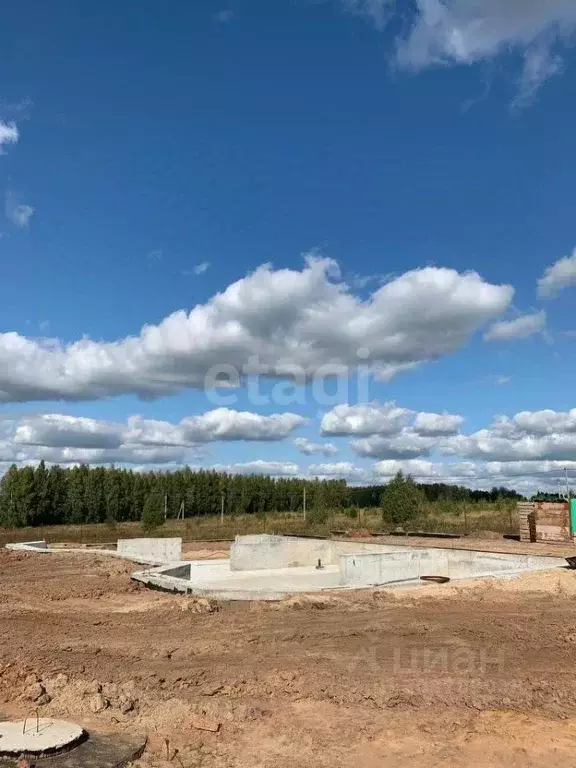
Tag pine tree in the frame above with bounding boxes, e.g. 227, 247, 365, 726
141, 492, 165, 532
33, 460, 50, 526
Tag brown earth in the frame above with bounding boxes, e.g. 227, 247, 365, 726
2, 545, 576, 766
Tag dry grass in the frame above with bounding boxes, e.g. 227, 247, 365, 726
0, 504, 519, 547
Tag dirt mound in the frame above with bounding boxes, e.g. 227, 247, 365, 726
272, 594, 343, 610
180, 596, 220, 614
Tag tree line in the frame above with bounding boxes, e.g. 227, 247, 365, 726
0, 461, 526, 529
0, 462, 349, 528
351, 482, 524, 507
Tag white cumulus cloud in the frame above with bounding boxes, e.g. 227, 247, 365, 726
0, 257, 512, 403
0, 121, 18, 152
4, 408, 305, 466
294, 437, 339, 456
442, 408, 576, 462
373, 459, 440, 478
484, 311, 546, 341
178, 409, 306, 442
14, 414, 124, 449
351, 430, 437, 459
538, 249, 576, 298
322, 402, 464, 448
308, 461, 367, 480
341, 0, 576, 102
413, 411, 464, 436
321, 401, 413, 436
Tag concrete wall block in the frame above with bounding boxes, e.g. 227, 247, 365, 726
230, 534, 333, 571
117, 537, 182, 563
340, 551, 423, 586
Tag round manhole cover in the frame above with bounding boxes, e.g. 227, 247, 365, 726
0, 719, 85, 757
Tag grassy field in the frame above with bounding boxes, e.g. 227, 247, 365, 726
0, 504, 519, 547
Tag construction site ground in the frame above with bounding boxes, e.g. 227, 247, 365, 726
2, 537, 576, 767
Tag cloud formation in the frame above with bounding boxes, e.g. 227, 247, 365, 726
321, 401, 412, 436
0, 257, 512, 403
3, 404, 576, 492
342, 0, 576, 102
308, 461, 367, 480
538, 249, 576, 298
351, 431, 437, 459
441, 408, 576, 462
321, 402, 464, 459
193, 262, 211, 275
294, 437, 339, 456
212, 460, 299, 476
0, 121, 18, 152
322, 401, 463, 439
413, 411, 464, 436
1, 408, 305, 466
484, 311, 546, 341
5, 194, 34, 228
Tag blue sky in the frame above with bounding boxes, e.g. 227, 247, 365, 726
2, 0, 576, 492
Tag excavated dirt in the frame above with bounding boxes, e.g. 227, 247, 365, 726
2, 547, 576, 766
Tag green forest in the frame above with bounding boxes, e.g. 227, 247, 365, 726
0, 461, 526, 529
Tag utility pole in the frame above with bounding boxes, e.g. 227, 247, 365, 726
164, 494, 168, 521
178, 501, 185, 521
565, 468, 571, 502
303, 486, 307, 522
221, 493, 225, 524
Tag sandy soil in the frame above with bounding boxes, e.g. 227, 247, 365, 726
2, 547, 576, 766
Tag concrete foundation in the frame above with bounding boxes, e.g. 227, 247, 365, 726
117, 537, 182, 563
134, 534, 564, 601
5, 540, 49, 551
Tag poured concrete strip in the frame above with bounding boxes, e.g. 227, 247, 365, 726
5, 541, 49, 551
5, 540, 178, 567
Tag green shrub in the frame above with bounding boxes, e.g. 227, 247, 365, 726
381, 472, 425, 526
141, 494, 165, 532
306, 507, 330, 525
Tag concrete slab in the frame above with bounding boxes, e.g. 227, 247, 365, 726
133, 559, 344, 600
0, 719, 85, 758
